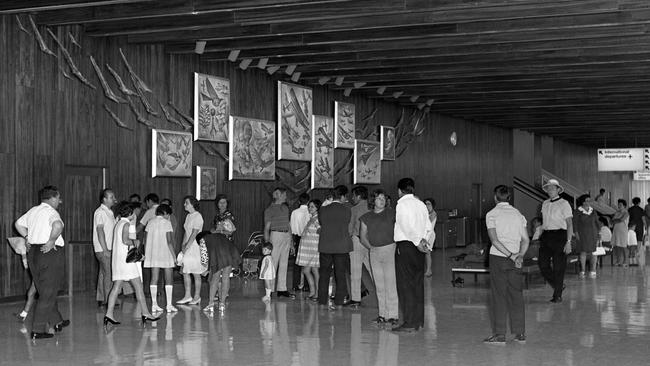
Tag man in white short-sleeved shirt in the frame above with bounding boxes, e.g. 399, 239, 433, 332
539, 179, 573, 303
15, 186, 68, 339
483, 185, 529, 345
93, 188, 116, 306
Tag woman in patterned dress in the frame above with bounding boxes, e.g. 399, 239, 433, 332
296, 199, 322, 300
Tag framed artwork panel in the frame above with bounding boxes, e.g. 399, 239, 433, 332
380, 125, 396, 161
311, 115, 335, 189
194, 72, 230, 142
354, 139, 381, 184
229, 116, 276, 181
334, 101, 355, 149
196, 166, 218, 200
151, 129, 192, 177
277, 81, 313, 161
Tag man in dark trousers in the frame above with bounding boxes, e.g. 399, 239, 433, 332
392, 178, 432, 332
15, 186, 69, 339
483, 185, 529, 344
317, 185, 353, 308
539, 179, 573, 303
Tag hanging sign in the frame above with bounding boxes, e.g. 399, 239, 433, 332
597, 148, 644, 171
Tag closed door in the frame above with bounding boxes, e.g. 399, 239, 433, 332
62, 166, 106, 295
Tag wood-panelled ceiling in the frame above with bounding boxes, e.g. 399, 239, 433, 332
5, 0, 650, 147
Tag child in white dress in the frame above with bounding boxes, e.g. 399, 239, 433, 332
143, 204, 177, 313
628, 223, 638, 266
259, 242, 275, 302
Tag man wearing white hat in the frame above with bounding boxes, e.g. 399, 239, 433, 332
539, 179, 574, 303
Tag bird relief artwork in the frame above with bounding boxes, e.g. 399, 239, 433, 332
278, 81, 313, 161
354, 139, 381, 184
195, 166, 218, 200
311, 115, 335, 189
229, 116, 276, 181
380, 126, 396, 161
334, 101, 355, 149
152, 129, 193, 177
194, 73, 230, 142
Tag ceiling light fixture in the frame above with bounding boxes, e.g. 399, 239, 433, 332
227, 50, 240, 62
194, 40, 206, 54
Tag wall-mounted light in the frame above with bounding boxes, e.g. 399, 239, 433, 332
392, 91, 403, 98
344, 88, 352, 96
410, 95, 419, 103
266, 65, 280, 75
353, 82, 366, 88
426, 98, 435, 106
291, 72, 301, 82
335, 76, 345, 86
257, 58, 268, 69
318, 76, 331, 85
227, 49, 240, 62
194, 40, 206, 54
239, 58, 252, 70
377, 86, 386, 95
285, 64, 296, 75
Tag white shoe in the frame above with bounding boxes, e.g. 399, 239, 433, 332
151, 305, 164, 313
578, 272, 585, 279
261, 296, 270, 302
202, 304, 214, 312
589, 271, 597, 278
176, 297, 192, 304
166, 305, 178, 312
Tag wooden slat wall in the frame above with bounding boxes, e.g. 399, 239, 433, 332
0, 14, 518, 299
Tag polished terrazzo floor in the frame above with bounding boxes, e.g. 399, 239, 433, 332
2, 250, 650, 366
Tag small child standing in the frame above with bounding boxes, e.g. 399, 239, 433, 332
259, 242, 275, 302
143, 204, 177, 313
627, 223, 638, 266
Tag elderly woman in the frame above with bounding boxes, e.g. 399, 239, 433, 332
574, 194, 599, 278
203, 194, 240, 312
612, 199, 630, 266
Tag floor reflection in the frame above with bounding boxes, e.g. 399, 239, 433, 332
2, 250, 650, 365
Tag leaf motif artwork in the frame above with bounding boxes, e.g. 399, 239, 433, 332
380, 126, 396, 161
151, 129, 192, 177
277, 81, 312, 161
311, 115, 334, 189
228, 116, 275, 181
354, 139, 381, 184
196, 166, 218, 200
334, 101, 355, 149
194, 73, 230, 142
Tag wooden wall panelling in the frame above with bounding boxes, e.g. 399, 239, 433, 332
0, 14, 516, 298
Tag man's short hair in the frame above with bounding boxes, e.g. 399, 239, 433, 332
333, 185, 348, 199
494, 185, 510, 202
352, 186, 368, 200
273, 187, 287, 194
99, 188, 113, 204
298, 193, 310, 205
144, 193, 160, 204
156, 204, 172, 216
633, 197, 641, 205
128, 193, 141, 203
397, 178, 415, 194
39, 186, 60, 201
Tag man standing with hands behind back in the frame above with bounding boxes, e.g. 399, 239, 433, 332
539, 179, 573, 303
483, 185, 529, 345
15, 186, 69, 339
392, 178, 432, 332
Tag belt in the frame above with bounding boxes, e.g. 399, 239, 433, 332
271, 229, 289, 233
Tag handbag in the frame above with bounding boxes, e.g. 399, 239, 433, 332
126, 244, 145, 263
593, 245, 606, 256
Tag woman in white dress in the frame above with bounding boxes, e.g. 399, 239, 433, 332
177, 196, 204, 305
104, 202, 159, 326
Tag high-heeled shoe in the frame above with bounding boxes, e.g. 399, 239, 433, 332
176, 297, 192, 304
188, 297, 201, 305
141, 315, 160, 325
103, 316, 120, 326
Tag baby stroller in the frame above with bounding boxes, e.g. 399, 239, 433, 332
239, 231, 264, 278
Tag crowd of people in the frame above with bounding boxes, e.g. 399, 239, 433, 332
13, 177, 438, 339
16, 178, 645, 342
